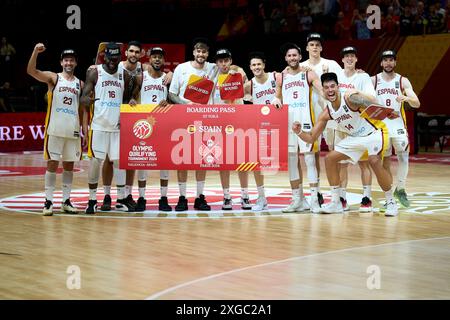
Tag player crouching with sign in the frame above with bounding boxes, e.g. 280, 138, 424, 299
294, 72, 399, 216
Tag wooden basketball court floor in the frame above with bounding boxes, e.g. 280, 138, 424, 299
0, 152, 449, 299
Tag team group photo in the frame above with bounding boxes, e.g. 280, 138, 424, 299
0, 0, 449, 303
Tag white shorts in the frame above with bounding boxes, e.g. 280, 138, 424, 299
137, 170, 170, 181
288, 114, 319, 153
88, 130, 120, 161
335, 129, 388, 164
44, 135, 82, 162
384, 134, 410, 157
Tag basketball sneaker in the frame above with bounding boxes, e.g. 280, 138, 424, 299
135, 197, 147, 212
385, 200, 399, 217
61, 199, 78, 214
310, 197, 321, 213
320, 201, 344, 214
241, 197, 252, 210
340, 197, 349, 211
85, 200, 97, 214
379, 201, 387, 213
282, 197, 304, 213
359, 197, 373, 212
194, 194, 211, 211
394, 188, 410, 208
100, 194, 112, 211
175, 196, 188, 211
42, 199, 53, 216
126, 194, 137, 209
158, 196, 172, 211
222, 198, 233, 210
253, 197, 268, 211
115, 198, 135, 212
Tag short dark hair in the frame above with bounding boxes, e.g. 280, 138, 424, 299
321, 72, 339, 85
249, 51, 266, 63
192, 37, 210, 51
127, 41, 142, 50
280, 42, 301, 56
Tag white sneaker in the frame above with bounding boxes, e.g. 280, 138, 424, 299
253, 197, 268, 211
61, 199, 78, 214
385, 200, 398, 217
320, 201, 344, 214
241, 197, 252, 210
309, 197, 321, 213
282, 197, 303, 213
222, 198, 233, 210
42, 200, 53, 216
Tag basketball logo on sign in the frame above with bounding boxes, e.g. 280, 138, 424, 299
133, 120, 153, 139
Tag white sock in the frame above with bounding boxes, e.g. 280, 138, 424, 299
125, 185, 132, 197
330, 186, 340, 203
44, 171, 56, 202
117, 186, 125, 200
89, 188, 97, 201
298, 184, 305, 200
292, 188, 300, 199
197, 181, 205, 197
160, 186, 168, 197
139, 187, 145, 198
385, 187, 394, 203
397, 151, 409, 190
223, 188, 231, 199
310, 186, 318, 199
363, 185, 371, 198
179, 182, 187, 197
241, 188, 248, 199
62, 170, 73, 202
257, 186, 265, 198
340, 188, 346, 200
317, 178, 321, 193
104, 185, 111, 195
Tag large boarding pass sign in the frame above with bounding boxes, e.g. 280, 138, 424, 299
120, 104, 288, 171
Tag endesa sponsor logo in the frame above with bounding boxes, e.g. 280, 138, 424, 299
55, 107, 77, 116
100, 101, 121, 108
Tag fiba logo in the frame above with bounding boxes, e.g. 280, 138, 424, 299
133, 120, 153, 139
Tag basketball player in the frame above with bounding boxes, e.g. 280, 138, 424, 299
168, 38, 218, 211
271, 43, 323, 214
243, 51, 277, 211
372, 50, 420, 208
100, 41, 142, 212
300, 33, 344, 205
294, 72, 399, 216
336, 46, 376, 212
212, 48, 252, 210
130, 47, 172, 212
27, 43, 82, 216
81, 42, 137, 214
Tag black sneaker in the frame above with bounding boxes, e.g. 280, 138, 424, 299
318, 192, 324, 206
100, 194, 112, 211
194, 194, 211, 211
241, 197, 252, 210
175, 196, 188, 211
126, 194, 137, 209
85, 200, 97, 214
135, 197, 147, 212
159, 196, 172, 211
115, 198, 135, 212
43, 199, 53, 216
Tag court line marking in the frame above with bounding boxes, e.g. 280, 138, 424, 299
145, 236, 450, 300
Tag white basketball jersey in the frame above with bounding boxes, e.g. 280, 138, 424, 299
140, 71, 167, 104
338, 72, 376, 96
282, 71, 314, 130
118, 61, 142, 76
46, 73, 81, 139
251, 72, 277, 104
327, 95, 377, 137
375, 73, 407, 137
91, 65, 124, 132
169, 61, 217, 104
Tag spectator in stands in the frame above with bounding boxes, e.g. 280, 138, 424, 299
309, 0, 324, 17
428, 3, 445, 33
0, 82, 14, 112
412, 1, 428, 35
298, 6, 313, 32
270, 3, 285, 34
285, 0, 300, 33
0, 37, 16, 84
400, 5, 414, 35
334, 11, 352, 39
381, 10, 400, 37
352, 9, 371, 39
